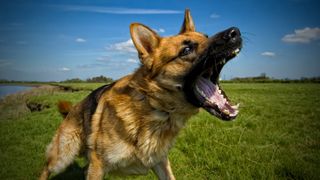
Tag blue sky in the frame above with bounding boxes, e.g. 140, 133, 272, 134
0, 0, 320, 81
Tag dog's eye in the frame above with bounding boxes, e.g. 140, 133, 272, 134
180, 46, 193, 56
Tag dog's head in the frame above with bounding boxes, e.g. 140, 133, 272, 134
130, 9, 242, 121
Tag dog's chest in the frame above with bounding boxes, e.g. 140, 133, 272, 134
105, 119, 181, 174
102, 107, 195, 174
106, 139, 170, 175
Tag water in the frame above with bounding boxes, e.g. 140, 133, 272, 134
0, 85, 33, 98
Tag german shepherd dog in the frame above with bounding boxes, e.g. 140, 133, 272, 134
40, 9, 242, 180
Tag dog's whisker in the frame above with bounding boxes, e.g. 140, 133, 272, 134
241, 31, 256, 37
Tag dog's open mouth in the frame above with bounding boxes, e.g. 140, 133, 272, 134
184, 27, 242, 121
193, 48, 240, 120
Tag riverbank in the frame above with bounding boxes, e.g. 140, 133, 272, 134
0, 82, 46, 87
0, 82, 52, 99
0, 85, 62, 120
0, 83, 105, 121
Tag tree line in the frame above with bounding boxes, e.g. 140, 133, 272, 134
61, 75, 113, 83
0, 75, 114, 84
222, 73, 320, 83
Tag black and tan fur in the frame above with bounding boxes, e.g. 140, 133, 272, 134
40, 9, 241, 180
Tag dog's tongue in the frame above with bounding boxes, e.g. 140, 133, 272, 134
194, 77, 238, 116
195, 77, 225, 108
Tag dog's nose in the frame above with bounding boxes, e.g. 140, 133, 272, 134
223, 27, 241, 42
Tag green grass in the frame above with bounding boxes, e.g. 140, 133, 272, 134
0, 83, 319, 179
52, 82, 106, 91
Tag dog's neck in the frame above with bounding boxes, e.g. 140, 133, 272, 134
128, 66, 199, 117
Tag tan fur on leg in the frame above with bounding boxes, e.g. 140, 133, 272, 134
152, 157, 176, 180
39, 166, 49, 180
86, 151, 105, 180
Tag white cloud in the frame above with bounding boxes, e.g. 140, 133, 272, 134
127, 58, 139, 63
56, 5, 182, 14
76, 38, 86, 43
282, 27, 320, 43
159, 28, 165, 33
59, 67, 71, 71
77, 64, 100, 69
96, 56, 111, 62
210, 13, 220, 19
261, 51, 276, 57
153, 28, 165, 33
108, 39, 137, 53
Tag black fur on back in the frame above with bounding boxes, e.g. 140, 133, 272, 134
81, 82, 115, 137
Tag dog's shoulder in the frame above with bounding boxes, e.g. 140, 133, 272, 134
83, 82, 115, 115
75, 82, 115, 134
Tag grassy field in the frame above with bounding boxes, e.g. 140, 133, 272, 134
0, 83, 319, 179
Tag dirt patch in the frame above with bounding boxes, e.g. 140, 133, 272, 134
26, 102, 50, 112
56, 85, 80, 92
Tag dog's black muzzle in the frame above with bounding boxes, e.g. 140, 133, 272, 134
183, 27, 242, 120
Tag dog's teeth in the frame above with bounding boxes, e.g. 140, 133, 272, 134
230, 110, 239, 117
195, 86, 201, 94
216, 86, 220, 93
200, 90, 206, 97
232, 103, 240, 109
196, 86, 207, 98
233, 48, 240, 55
223, 109, 230, 115
220, 59, 226, 65
222, 97, 227, 104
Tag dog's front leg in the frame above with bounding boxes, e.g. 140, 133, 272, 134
152, 157, 176, 180
86, 151, 105, 180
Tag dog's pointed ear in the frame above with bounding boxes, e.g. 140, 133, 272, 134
130, 23, 160, 68
179, 9, 195, 34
